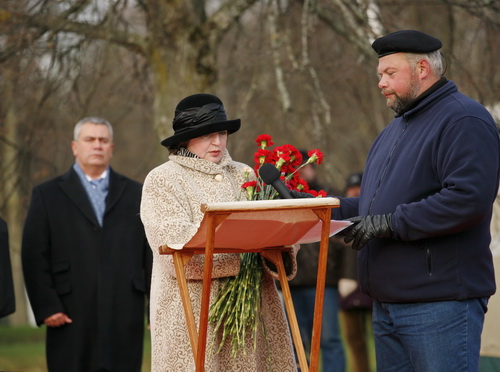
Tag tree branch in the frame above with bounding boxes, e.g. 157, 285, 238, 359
25, 12, 148, 54
206, 0, 260, 42
268, 0, 291, 112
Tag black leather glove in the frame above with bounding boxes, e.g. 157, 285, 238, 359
336, 215, 363, 236
289, 190, 314, 198
344, 214, 393, 250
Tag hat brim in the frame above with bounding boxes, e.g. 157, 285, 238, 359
161, 119, 241, 148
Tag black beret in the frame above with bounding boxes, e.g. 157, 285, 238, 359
372, 30, 442, 58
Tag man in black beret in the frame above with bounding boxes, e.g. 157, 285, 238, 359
371, 29, 444, 116
332, 30, 500, 371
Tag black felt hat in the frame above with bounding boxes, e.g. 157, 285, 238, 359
161, 93, 240, 148
372, 30, 442, 58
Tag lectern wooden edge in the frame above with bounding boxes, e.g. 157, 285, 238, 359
159, 198, 341, 372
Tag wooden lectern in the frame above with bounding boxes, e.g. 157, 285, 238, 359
159, 198, 348, 372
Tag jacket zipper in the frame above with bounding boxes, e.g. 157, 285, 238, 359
425, 245, 433, 276
367, 118, 410, 214
365, 118, 409, 296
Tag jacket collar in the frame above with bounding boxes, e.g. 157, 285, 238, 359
168, 149, 233, 174
399, 78, 456, 119
59, 167, 126, 228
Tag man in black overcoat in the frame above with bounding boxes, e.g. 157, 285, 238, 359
0, 216, 15, 318
22, 117, 152, 372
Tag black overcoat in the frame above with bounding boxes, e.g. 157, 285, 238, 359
22, 167, 152, 372
0, 217, 15, 318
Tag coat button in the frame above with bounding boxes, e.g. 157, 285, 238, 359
214, 174, 223, 182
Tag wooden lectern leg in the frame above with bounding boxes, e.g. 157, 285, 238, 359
309, 208, 332, 372
173, 251, 198, 360
262, 250, 309, 372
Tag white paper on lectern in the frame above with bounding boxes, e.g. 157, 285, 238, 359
297, 220, 352, 244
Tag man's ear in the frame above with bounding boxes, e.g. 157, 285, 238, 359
417, 59, 431, 79
71, 140, 78, 157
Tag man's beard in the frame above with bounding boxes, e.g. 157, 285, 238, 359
387, 72, 420, 116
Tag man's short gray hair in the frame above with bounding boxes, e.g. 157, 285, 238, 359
73, 117, 114, 141
405, 50, 443, 77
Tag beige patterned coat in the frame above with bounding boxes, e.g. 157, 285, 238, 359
140, 150, 297, 372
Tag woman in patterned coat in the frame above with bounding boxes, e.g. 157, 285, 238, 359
140, 93, 297, 371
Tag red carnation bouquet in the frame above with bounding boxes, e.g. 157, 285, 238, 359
242, 134, 326, 200
209, 134, 326, 359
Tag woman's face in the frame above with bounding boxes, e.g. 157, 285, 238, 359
187, 130, 228, 163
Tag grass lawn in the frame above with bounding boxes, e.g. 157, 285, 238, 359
0, 322, 371, 371
0, 324, 151, 372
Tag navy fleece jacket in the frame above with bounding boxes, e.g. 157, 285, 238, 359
335, 80, 499, 303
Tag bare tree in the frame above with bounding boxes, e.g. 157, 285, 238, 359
0, 0, 498, 325
1, 0, 263, 137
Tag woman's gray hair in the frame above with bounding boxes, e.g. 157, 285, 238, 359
405, 50, 443, 76
73, 117, 114, 141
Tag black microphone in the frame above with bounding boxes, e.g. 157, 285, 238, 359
259, 163, 293, 199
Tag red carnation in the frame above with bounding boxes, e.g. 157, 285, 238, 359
274, 144, 294, 156
288, 177, 298, 189
316, 190, 328, 197
307, 149, 324, 165
289, 147, 303, 167
280, 163, 296, 176
274, 152, 291, 169
255, 134, 274, 149
266, 151, 278, 164
241, 181, 258, 199
254, 149, 271, 165
295, 178, 310, 192
242, 181, 257, 189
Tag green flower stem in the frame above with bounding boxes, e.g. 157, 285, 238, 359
208, 252, 263, 357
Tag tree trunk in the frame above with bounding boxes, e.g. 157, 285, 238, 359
148, 40, 214, 145
1, 68, 29, 325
